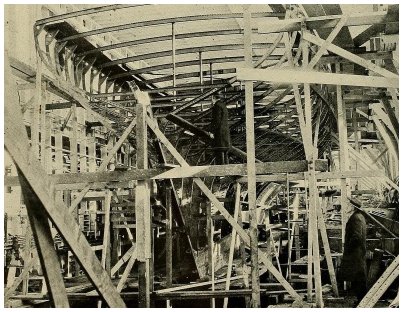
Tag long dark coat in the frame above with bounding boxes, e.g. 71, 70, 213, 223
340, 211, 367, 282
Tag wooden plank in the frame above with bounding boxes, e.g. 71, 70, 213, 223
317, 197, 339, 297
70, 103, 78, 173
283, 29, 309, 157
165, 185, 173, 307
335, 63, 351, 249
244, 7, 260, 308
10, 288, 309, 301
136, 98, 152, 308
306, 86, 323, 309
116, 249, 137, 292
286, 193, 300, 279
357, 256, 399, 308
145, 115, 301, 300
223, 182, 241, 308
31, 53, 42, 158
110, 245, 136, 276
206, 201, 215, 308
21, 226, 32, 295
5, 55, 126, 308
156, 276, 244, 294
101, 191, 112, 271
236, 67, 398, 88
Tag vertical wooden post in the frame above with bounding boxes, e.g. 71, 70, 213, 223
335, 63, 350, 249
69, 103, 80, 276
43, 110, 52, 172
199, 51, 203, 94
107, 135, 115, 170
40, 83, 46, 167
352, 104, 359, 189
172, 22, 176, 106
22, 226, 32, 295
165, 185, 173, 308
206, 201, 215, 308
80, 129, 87, 173
88, 136, 97, 172
286, 174, 291, 279
70, 103, 78, 173
55, 130, 64, 174
305, 173, 313, 301
136, 99, 152, 308
98, 189, 111, 308
244, 6, 260, 308
303, 35, 323, 307
32, 52, 42, 159
101, 190, 112, 273
317, 197, 339, 297
308, 164, 323, 307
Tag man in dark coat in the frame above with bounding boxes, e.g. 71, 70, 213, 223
211, 101, 231, 164
340, 208, 368, 301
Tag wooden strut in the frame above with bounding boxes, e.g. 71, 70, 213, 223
5, 54, 126, 308
223, 182, 241, 308
357, 255, 399, 308
145, 115, 301, 300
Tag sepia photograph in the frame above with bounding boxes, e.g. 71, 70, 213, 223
3, 2, 399, 308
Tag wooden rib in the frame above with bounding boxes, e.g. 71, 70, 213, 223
100, 43, 275, 68
59, 12, 284, 42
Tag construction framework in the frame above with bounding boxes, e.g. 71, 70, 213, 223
3, 4, 399, 309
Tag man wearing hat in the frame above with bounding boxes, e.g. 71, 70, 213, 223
339, 197, 368, 302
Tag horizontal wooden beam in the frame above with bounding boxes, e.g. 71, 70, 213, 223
236, 68, 399, 88
89, 83, 229, 98
10, 287, 308, 301
258, 10, 397, 33
5, 160, 328, 187
237, 169, 386, 183
45, 102, 76, 110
